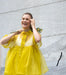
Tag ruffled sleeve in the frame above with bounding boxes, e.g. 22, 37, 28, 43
33, 34, 42, 48
1, 34, 16, 48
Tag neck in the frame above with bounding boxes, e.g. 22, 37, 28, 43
22, 28, 31, 32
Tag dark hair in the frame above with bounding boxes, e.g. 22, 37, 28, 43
23, 12, 33, 32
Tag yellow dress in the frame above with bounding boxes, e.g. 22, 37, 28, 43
2, 29, 48, 75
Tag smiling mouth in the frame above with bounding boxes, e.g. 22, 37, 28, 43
23, 23, 27, 25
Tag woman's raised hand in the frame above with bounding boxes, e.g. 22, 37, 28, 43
30, 19, 35, 28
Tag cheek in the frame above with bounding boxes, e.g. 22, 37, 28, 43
21, 20, 23, 24
28, 21, 31, 24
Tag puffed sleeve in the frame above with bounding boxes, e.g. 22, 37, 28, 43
1, 34, 16, 48
33, 34, 42, 48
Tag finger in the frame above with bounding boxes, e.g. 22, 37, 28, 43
30, 19, 35, 22
30, 19, 33, 21
29, 19, 32, 22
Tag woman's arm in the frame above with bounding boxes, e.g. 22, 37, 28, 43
32, 26, 41, 42
0, 29, 22, 45
30, 19, 41, 42
0, 33, 16, 45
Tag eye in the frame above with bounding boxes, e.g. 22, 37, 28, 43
22, 18, 24, 20
22, 17, 26, 20
26, 18, 29, 20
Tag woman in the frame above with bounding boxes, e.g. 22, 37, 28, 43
0, 12, 48, 75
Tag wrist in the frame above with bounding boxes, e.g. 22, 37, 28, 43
12, 32, 16, 36
32, 26, 36, 31
32, 26, 36, 29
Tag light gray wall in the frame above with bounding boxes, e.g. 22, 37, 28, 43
0, 0, 66, 68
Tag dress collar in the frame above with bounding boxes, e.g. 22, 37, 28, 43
21, 29, 32, 35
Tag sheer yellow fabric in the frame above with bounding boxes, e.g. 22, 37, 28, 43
2, 34, 16, 48
33, 34, 42, 48
1, 30, 48, 75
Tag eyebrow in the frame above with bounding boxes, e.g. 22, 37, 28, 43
22, 17, 30, 20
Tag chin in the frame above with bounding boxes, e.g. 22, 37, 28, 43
22, 25, 29, 28
22, 26, 28, 29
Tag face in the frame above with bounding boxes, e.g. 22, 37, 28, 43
21, 14, 31, 29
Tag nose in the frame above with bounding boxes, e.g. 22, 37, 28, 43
23, 19, 26, 22
21, 19, 26, 23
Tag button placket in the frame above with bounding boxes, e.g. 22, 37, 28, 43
18, 34, 27, 57
19, 30, 31, 57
